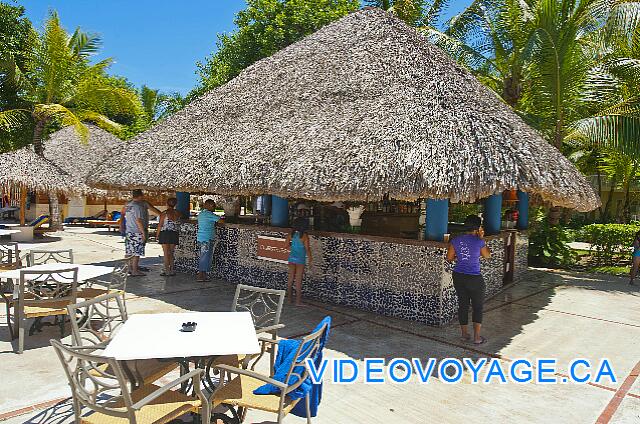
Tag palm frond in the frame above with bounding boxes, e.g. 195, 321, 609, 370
423, 0, 449, 26
420, 26, 496, 70
73, 76, 142, 117
33, 103, 88, 143
569, 114, 640, 157
0, 109, 30, 132
607, 0, 640, 35
68, 27, 101, 59
140, 85, 159, 121
73, 110, 123, 134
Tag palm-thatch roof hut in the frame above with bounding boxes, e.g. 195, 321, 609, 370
89, 8, 599, 212
43, 124, 123, 184
0, 146, 88, 195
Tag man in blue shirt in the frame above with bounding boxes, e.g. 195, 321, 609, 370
197, 199, 221, 282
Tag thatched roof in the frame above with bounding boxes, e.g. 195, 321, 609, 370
44, 124, 123, 183
89, 8, 600, 212
0, 146, 88, 194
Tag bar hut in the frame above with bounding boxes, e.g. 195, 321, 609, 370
89, 9, 599, 324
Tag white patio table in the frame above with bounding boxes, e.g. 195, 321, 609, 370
103, 311, 260, 360
0, 263, 113, 282
103, 312, 261, 390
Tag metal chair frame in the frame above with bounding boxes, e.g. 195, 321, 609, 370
68, 292, 128, 349
50, 340, 210, 424
17, 267, 78, 353
79, 258, 130, 305
0, 242, 21, 339
236, 285, 286, 369
27, 248, 74, 266
212, 322, 329, 424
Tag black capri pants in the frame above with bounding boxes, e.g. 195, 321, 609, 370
452, 271, 486, 325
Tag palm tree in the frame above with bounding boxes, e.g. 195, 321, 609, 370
423, 0, 535, 109
0, 12, 141, 229
568, 17, 640, 158
366, 0, 449, 28
599, 150, 640, 222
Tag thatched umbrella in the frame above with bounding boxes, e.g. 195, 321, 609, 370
89, 8, 599, 212
43, 124, 125, 210
0, 146, 88, 225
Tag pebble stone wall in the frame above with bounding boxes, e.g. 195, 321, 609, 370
175, 223, 525, 325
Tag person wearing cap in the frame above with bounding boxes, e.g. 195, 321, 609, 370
446, 215, 492, 344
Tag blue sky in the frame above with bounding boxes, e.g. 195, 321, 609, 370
18, 0, 471, 95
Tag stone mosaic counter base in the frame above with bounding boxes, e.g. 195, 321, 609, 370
175, 223, 527, 325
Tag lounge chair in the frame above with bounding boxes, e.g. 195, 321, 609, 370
87, 211, 121, 232
0, 206, 19, 220
64, 209, 107, 225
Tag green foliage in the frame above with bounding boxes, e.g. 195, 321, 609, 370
448, 203, 481, 223
196, 0, 359, 92
0, 2, 37, 151
0, 10, 145, 149
580, 223, 640, 264
528, 222, 577, 267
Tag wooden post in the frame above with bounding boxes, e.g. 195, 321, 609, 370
19, 186, 26, 226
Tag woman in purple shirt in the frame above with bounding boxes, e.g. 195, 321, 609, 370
447, 215, 491, 344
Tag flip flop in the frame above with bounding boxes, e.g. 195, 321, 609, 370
474, 336, 487, 345
460, 335, 471, 342
160, 271, 167, 276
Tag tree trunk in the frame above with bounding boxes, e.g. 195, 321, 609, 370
548, 206, 562, 226
48, 193, 62, 230
32, 118, 46, 155
503, 74, 522, 108
32, 116, 63, 231
596, 167, 603, 219
602, 175, 618, 223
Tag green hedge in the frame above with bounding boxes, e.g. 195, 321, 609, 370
528, 223, 577, 267
581, 224, 640, 264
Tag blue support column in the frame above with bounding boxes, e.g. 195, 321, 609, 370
176, 192, 190, 218
483, 194, 503, 235
425, 199, 449, 241
271, 195, 289, 227
517, 191, 529, 230
256, 195, 272, 216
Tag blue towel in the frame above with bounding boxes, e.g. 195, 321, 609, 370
253, 316, 331, 418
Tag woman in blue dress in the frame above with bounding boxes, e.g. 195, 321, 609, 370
286, 218, 312, 305
630, 231, 640, 285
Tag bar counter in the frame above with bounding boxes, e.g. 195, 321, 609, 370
174, 222, 528, 325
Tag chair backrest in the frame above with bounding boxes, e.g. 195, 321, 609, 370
50, 340, 136, 422
19, 268, 78, 307
28, 249, 74, 266
0, 242, 20, 268
283, 322, 329, 394
106, 258, 129, 292
68, 292, 128, 348
232, 284, 285, 330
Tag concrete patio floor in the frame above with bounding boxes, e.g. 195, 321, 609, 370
0, 227, 639, 423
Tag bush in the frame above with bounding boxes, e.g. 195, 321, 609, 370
528, 223, 577, 267
581, 223, 640, 264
